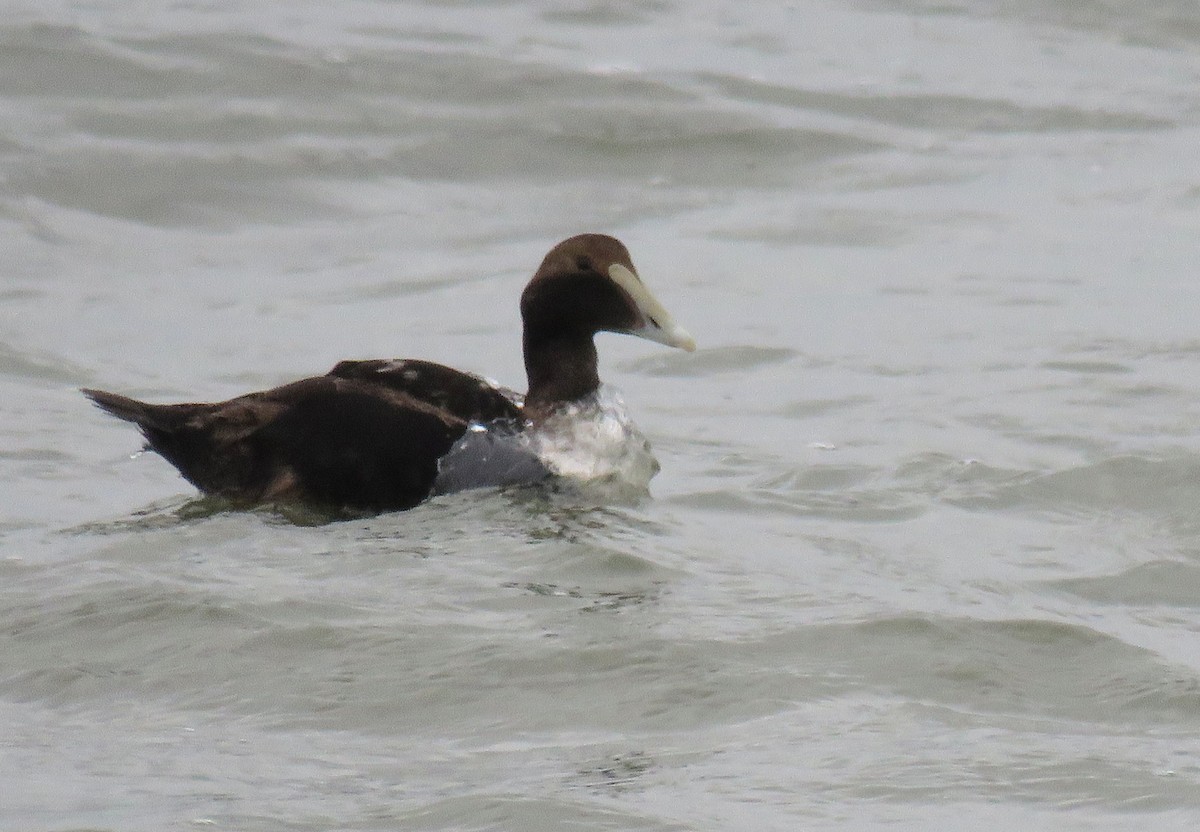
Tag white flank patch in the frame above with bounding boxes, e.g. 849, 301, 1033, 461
530, 385, 660, 491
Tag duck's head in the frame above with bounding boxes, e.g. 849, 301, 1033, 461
521, 234, 695, 351
519, 234, 695, 415
518, 231, 696, 415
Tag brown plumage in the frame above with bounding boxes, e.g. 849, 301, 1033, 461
84, 234, 695, 513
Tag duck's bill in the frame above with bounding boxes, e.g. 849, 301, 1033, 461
609, 263, 697, 352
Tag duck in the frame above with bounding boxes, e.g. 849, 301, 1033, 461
83, 234, 695, 513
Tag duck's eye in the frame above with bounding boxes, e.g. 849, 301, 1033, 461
575, 255, 593, 271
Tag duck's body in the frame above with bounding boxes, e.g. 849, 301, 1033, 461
84, 234, 694, 513
84, 359, 522, 511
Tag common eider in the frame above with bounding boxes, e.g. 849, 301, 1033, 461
83, 234, 695, 513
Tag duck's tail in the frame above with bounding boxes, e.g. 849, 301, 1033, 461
82, 388, 225, 488
83, 388, 173, 429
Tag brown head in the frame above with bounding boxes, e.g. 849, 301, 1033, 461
519, 234, 695, 419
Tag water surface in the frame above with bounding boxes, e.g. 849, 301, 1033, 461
3, 1, 1200, 830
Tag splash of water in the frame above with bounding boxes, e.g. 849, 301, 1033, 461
530, 385, 660, 493
432, 386, 660, 500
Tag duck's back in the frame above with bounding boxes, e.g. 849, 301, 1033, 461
327, 358, 521, 423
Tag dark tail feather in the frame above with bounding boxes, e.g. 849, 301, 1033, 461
82, 388, 163, 428
83, 388, 228, 492
82, 387, 203, 438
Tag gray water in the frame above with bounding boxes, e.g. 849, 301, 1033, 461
4, 1, 1200, 829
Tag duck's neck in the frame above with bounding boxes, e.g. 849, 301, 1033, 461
522, 332, 600, 422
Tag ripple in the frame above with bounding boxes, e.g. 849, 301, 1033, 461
1050, 560, 1200, 607
946, 454, 1200, 522
701, 72, 1174, 133
0, 341, 89, 384
4, 28, 883, 225
626, 345, 797, 377
757, 615, 1200, 726
1041, 359, 1133, 374
669, 483, 926, 523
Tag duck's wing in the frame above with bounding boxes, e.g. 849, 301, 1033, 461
327, 358, 523, 424
85, 376, 467, 511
